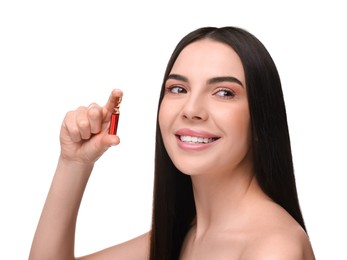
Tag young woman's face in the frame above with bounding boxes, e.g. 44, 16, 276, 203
159, 39, 252, 177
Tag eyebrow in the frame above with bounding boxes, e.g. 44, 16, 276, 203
167, 74, 244, 87
167, 74, 189, 82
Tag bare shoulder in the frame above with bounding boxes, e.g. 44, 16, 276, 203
243, 201, 315, 260
246, 226, 315, 260
77, 232, 150, 260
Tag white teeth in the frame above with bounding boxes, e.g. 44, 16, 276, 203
180, 135, 215, 144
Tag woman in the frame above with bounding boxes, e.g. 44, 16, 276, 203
29, 26, 315, 259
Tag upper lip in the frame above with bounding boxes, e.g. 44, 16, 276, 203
175, 128, 220, 139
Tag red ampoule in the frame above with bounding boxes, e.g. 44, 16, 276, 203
108, 96, 121, 135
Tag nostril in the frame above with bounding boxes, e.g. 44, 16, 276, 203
183, 114, 202, 120
181, 104, 208, 121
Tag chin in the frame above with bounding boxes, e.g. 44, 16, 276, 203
172, 160, 215, 177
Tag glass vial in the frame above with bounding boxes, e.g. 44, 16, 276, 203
108, 96, 121, 135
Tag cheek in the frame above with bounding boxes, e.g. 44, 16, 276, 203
235, 113, 251, 145
237, 111, 251, 138
237, 115, 252, 152
158, 100, 173, 135
158, 102, 167, 132
158, 101, 177, 158
216, 106, 251, 143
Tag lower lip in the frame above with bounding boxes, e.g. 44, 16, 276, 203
176, 136, 219, 152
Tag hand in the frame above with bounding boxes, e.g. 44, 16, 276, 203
59, 89, 123, 164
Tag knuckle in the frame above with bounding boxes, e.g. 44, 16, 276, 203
88, 106, 101, 120
69, 126, 80, 137
77, 119, 89, 129
64, 110, 74, 120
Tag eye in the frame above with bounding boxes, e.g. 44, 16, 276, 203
167, 85, 187, 94
214, 88, 235, 99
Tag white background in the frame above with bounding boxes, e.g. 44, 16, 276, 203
0, 0, 346, 259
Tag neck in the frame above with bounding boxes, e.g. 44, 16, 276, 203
190, 165, 266, 237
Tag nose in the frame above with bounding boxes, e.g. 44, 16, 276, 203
181, 94, 208, 121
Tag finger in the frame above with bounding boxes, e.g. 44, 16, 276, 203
103, 89, 123, 121
87, 103, 103, 134
63, 111, 82, 143
75, 106, 92, 140
89, 130, 120, 158
100, 132, 121, 148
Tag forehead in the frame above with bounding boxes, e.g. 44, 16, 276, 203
170, 39, 245, 84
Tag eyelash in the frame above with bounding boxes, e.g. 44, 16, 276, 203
165, 86, 236, 99
166, 85, 187, 94
214, 88, 236, 99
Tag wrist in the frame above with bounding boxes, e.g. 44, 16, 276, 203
57, 155, 95, 174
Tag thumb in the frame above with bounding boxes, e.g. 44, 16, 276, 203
99, 133, 120, 150
82, 131, 120, 163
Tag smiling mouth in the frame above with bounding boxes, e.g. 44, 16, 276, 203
176, 135, 220, 144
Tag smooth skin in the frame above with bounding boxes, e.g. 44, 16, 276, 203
29, 89, 149, 260
29, 39, 315, 259
160, 39, 315, 259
